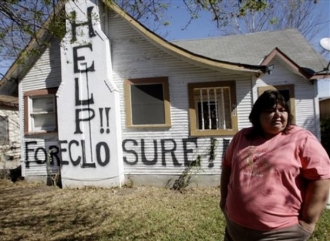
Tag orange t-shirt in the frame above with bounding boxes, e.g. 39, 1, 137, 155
222, 126, 330, 231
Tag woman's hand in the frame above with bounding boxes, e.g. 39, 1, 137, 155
298, 220, 315, 233
299, 179, 330, 234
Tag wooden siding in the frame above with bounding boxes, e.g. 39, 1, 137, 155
18, 5, 320, 185
23, 139, 60, 177
0, 109, 19, 146
103, 9, 254, 176
21, 38, 61, 92
256, 58, 318, 137
320, 99, 330, 118
0, 108, 20, 169
20, 38, 61, 177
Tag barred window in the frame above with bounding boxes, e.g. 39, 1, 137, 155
188, 81, 237, 136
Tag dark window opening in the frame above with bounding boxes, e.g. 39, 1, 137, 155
131, 84, 165, 125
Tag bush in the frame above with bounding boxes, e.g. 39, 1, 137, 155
320, 117, 330, 157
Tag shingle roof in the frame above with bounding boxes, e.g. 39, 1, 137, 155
172, 29, 328, 74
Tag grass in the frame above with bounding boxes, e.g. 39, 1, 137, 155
0, 179, 329, 241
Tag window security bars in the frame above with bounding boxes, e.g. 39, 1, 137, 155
195, 87, 232, 130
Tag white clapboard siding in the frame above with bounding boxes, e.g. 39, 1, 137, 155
0, 109, 20, 146
23, 139, 60, 177
20, 38, 62, 177
21, 38, 62, 91
19, 5, 320, 185
236, 78, 253, 129
258, 58, 318, 136
103, 9, 254, 175
0, 108, 20, 169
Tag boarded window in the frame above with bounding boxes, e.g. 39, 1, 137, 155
131, 84, 165, 125
125, 77, 171, 128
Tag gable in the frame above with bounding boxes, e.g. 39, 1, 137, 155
173, 29, 329, 79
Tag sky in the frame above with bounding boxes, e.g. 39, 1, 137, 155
1, 0, 330, 96
147, 0, 330, 97
152, 1, 330, 42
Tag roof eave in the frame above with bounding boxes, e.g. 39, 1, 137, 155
103, 1, 265, 75
1, 0, 267, 89
261, 47, 330, 81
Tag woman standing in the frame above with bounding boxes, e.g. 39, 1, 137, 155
220, 90, 330, 241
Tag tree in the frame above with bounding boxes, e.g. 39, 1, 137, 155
136, 0, 328, 59
197, 0, 327, 41
0, 0, 325, 77
0, 0, 61, 74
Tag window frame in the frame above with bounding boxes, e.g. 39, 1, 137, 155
24, 88, 58, 135
124, 77, 171, 128
188, 81, 238, 137
257, 84, 295, 124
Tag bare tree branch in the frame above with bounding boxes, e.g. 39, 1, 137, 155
0, 0, 325, 75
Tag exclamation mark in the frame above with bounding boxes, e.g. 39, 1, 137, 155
99, 107, 111, 134
105, 107, 111, 134
99, 108, 104, 134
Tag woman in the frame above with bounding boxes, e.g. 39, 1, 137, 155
220, 90, 330, 241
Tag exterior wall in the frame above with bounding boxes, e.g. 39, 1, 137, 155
102, 7, 255, 186
255, 58, 319, 138
320, 98, 330, 118
18, 2, 320, 187
0, 107, 20, 169
19, 37, 62, 182
57, 0, 124, 188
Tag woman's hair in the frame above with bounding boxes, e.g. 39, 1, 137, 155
247, 89, 293, 139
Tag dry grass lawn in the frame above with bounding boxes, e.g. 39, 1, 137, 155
0, 179, 224, 241
0, 179, 329, 241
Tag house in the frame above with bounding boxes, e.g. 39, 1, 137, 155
0, 0, 329, 188
320, 97, 330, 118
0, 95, 20, 173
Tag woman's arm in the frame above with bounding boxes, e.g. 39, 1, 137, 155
220, 166, 231, 210
299, 179, 330, 232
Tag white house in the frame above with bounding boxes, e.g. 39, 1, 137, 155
0, 95, 20, 171
0, 0, 329, 188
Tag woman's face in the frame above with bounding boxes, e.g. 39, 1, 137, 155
259, 104, 288, 138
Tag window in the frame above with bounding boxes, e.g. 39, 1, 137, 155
0, 116, 9, 145
258, 85, 295, 124
125, 77, 171, 128
188, 81, 238, 136
24, 88, 58, 134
